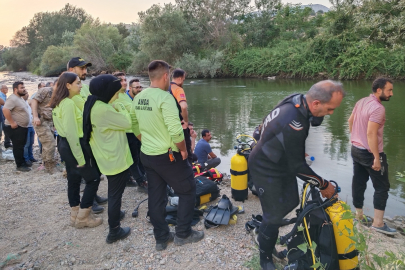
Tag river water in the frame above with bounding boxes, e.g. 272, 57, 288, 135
183, 78, 405, 217
1, 72, 404, 216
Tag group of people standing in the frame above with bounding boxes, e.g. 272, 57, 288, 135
1, 57, 222, 249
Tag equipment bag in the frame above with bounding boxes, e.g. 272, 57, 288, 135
196, 168, 223, 183
192, 163, 202, 175
280, 185, 341, 270
195, 176, 220, 206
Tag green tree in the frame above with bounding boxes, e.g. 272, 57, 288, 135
10, 4, 89, 72
138, 3, 201, 63
73, 20, 123, 71
39, 45, 73, 76
176, 0, 250, 47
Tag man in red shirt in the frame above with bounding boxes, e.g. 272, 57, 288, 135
348, 77, 396, 235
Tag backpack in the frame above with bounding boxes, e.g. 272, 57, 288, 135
195, 176, 220, 206
280, 185, 340, 270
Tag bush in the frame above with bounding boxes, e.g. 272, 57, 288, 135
39, 45, 72, 76
174, 51, 224, 78
127, 51, 150, 74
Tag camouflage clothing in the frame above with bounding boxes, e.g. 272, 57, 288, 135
34, 120, 56, 164
34, 87, 53, 120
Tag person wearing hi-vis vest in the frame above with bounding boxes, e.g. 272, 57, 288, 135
67, 56, 108, 214
82, 75, 132, 244
49, 72, 102, 229
131, 60, 204, 252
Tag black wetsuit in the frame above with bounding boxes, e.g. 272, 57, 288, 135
248, 93, 329, 265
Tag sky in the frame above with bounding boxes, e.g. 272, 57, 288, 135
0, 0, 331, 46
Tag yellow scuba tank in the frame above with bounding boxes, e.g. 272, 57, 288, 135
231, 134, 256, 201
325, 201, 359, 270
230, 153, 248, 201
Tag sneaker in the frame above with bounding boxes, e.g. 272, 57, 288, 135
95, 195, 108, 205
126, 176, 138, 187
16, 165, 31, 172
174, 230, 204, 246
25, 160, 33, 167
156, 232, 175, 251
354, 215, 373, 227
30, 158, 38, 162
92, 201, 104, 214
137, 181, 148, 193
371, 223, 397, 235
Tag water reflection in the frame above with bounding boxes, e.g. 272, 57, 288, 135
186, 78, 405, 216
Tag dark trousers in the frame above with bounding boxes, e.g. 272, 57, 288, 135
351, 146, 390, 211
58, 137, 101, 208
126, 133, 145, 183
184, 128, 193, 164
141, 151, 196, 243
252, 172, 299, 263
106, 169, 129, 228
3, 122, 12, 148
201, 157, 221, 170
3, 125, 28, 167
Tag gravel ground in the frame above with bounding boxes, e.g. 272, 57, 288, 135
1, 145, 405, 270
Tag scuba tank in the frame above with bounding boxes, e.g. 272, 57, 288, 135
230, 135, 256, 202
325, 201, 359, 270
280, 181, 359, 270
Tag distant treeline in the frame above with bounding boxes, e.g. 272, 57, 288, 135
1, 0, 405, 79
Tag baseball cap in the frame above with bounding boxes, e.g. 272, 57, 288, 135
67, 57, 92, 69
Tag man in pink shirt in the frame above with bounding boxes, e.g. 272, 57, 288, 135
348, 77, 396, 235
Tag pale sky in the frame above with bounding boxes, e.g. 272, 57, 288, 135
0, 0, 331, 46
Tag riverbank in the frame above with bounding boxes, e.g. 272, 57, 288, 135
1, 147, 405, 270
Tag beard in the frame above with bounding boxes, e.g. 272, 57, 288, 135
17, 91, 26, 97
380, 93, 391, 101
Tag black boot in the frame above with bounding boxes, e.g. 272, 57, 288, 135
260, 260, 276, 270
120, 210, 125, 221
95, 195, 108, 205
92, 201, 104, 214
106, 226, 131, 244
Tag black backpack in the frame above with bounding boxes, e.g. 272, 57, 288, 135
280, 185, 340, 270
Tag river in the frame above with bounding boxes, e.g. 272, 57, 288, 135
183, 78, 405, 217
1, 72, 404, 216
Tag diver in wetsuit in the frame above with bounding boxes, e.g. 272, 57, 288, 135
248, 80, 345, 270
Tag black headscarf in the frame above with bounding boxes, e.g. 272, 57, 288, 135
82, 75, 122, 145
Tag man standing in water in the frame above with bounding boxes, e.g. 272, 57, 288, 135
248, 80, 344, 269
348, 77, 397, 235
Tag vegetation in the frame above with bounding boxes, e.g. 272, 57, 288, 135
2, 0, 405, 78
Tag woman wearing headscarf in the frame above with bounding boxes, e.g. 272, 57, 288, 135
49, 72, 102, 228
83, 75, 132, 244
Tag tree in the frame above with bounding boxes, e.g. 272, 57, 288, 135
138, 4, 201, 63
10, 4, 89, 71
176, 0, 250, 47
73, 20, 123, 71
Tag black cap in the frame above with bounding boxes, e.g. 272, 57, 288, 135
67, 57, 92, 69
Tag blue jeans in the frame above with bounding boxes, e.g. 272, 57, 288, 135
24, 127, 35, 161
